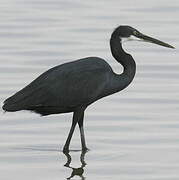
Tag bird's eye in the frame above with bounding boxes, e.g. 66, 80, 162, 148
133, 31, 138, 36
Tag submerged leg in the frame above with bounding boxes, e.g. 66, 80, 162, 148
78, 110, 89, 152
63, 108, 85, 153
63, 112, 78, 153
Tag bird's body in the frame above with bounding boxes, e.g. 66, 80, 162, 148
2, 25, 174, 152
3, 57, 115, 115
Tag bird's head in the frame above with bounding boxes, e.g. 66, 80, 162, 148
113, 25, 175, 49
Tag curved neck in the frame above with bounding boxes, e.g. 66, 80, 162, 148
109, 32, 136, 93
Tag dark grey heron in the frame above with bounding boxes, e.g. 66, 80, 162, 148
2, 25, 174, 152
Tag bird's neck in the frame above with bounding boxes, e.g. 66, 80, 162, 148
109, 33, 136, 93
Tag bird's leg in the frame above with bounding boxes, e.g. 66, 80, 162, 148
78, 110, 89, 152
63, 111, 78, 153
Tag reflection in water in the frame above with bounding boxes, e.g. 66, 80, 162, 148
63, 151, 87, 180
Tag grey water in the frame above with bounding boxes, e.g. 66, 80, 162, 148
0, 0, 179, 179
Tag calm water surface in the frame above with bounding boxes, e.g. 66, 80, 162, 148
0, 0, 179, 179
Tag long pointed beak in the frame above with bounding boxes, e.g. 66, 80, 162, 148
134, 32, 175, 49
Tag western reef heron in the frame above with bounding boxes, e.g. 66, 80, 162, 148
2, 25, 174, 152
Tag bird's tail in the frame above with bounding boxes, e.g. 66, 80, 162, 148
2, 98, 23, 112
2, 88, 30, 112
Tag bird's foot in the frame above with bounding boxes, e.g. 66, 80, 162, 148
82, 147, 90, 152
